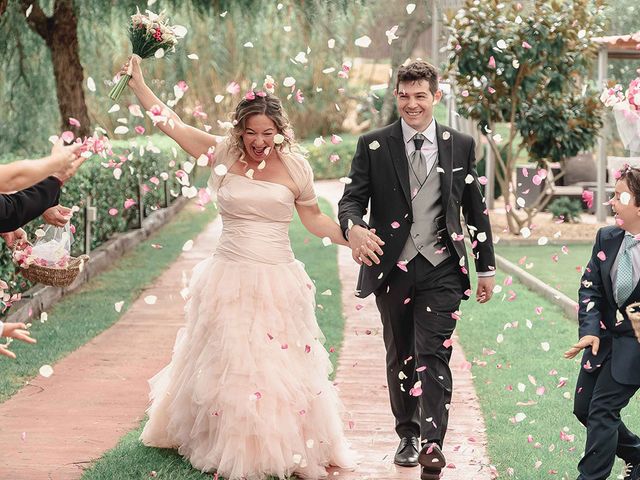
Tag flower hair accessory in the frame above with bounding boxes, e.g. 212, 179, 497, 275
614, 163, 640, 180
244, 90, 267, 101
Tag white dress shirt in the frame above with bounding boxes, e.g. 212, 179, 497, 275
611, 232, 640, 305
401, 119, 493, 278
401, 118, 438, 176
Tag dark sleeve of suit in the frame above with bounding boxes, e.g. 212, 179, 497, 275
578, 229, 606, 338
0, 177, 61, 233
460, 139, 496, 272
337, 135, 371, 239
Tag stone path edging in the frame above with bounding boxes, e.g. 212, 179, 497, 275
6, 197, 188, 325
495, 253, 578, 321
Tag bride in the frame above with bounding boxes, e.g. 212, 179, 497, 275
117, 56, 356, 479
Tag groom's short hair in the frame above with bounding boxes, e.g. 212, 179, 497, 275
395, 60, 439, 95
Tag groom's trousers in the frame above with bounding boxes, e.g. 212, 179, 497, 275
574, 355, 640, 480
374, 254, 464, 445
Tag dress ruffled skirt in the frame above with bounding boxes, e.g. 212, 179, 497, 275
140, 256, 355, 479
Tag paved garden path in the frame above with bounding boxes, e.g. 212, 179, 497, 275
0, 183, 492, 479
316, 181, 492, 480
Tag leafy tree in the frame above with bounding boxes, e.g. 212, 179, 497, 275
444, 0, 606, 234
0, 0, 367, 156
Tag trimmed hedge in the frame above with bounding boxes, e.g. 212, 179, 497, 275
300, 134, 358, 180
1, 136, 204, 304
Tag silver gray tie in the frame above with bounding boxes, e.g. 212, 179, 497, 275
410, 133, 427, 193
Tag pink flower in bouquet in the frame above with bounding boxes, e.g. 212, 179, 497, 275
582, 190, 594, 209
294, 89, 304, 103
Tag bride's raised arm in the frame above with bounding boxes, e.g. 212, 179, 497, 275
117, 54, 217, 160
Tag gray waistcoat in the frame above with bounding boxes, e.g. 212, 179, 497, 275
398, 158, 449, 266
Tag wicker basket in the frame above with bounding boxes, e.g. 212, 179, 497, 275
625, 302, 640, 343
18, 254, 89, 288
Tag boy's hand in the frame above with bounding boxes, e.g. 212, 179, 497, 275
564, 335, 600, 359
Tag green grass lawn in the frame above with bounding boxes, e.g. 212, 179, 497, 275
0, 203, 216, 402
457, 262, 640, 479
496, 243, 594, 300
80, 198, 345, 480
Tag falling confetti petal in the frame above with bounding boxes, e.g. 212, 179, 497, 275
354, 35, 372, 48
144, 295, 157, 305
39, 365, 54, 378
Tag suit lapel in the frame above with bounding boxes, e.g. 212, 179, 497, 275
436, 122, 453, 209
601, 228, 624, 306
388, 120, 412, 209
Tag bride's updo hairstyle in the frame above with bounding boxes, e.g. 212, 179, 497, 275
229, 93, 296, 164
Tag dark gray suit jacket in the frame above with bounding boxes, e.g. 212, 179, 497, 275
338, 120, 495, 298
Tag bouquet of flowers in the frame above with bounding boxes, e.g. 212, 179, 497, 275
108, 8, 187, 101
600, 72, 640, 155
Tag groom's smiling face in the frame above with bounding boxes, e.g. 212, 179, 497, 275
394, 80, 441, 132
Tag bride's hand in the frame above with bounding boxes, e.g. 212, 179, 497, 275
119, 54, 145, 91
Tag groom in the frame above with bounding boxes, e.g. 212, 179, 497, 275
338, 60, 496, 480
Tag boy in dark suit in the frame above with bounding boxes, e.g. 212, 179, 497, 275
565, 166, 640, 480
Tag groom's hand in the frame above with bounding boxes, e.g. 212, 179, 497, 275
564, 335, 600, 359
348, 225, 384, 266
476, 276, 495, 303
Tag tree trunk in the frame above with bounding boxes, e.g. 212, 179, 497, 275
49, 7, 90, 137
20, 0, 90, 138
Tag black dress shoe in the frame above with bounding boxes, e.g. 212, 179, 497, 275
418, 442, 446, 479
394, 436, 420, 467
421, 466, 442, 480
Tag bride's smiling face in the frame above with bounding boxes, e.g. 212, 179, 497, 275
242, 114, 278, 163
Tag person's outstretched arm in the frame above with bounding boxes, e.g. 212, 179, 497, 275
118, 55, 218, 160
0, 140, 81, 193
